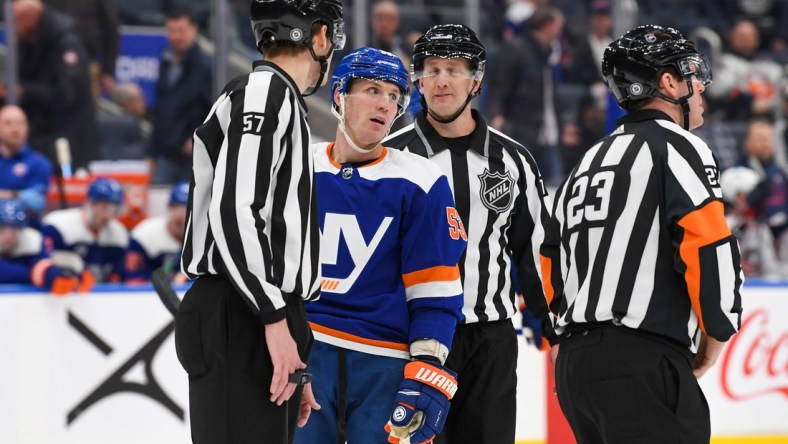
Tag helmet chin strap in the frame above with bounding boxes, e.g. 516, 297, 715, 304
656, 79, 694, 130
303, 42, 332, 97
423, 80, 479, 124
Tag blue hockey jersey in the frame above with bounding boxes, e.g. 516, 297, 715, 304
42, 208, 128, 282
125, 216, 182, 282
309, 143, 466, 359
0, 227, 49, 284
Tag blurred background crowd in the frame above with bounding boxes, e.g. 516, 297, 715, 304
1, 0, 788, 288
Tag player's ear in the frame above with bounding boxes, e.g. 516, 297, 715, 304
658, 71, 681, 99
312, 24, 330, 54
333, 88, 342, 109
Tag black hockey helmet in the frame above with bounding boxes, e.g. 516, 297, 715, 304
411, 24, 486, 82
602, 25, 711, 111
250, 0, 345, 53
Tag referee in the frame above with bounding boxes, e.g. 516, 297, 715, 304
385, 24, 553, 444
174, 1, 344, 443
541, 25, 743, 443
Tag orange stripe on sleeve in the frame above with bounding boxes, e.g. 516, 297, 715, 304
401, 265, 460, 288
540, 254, 555, 305
676, 200, 732, 334
309, 322, 409, 352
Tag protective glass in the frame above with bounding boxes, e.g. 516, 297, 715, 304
332, 19, 346, 50
679, 54, 712, 86
415, 64, 482, 81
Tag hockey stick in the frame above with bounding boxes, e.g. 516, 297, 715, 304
152, 267, 181, 316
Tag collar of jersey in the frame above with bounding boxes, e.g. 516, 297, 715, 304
326, 142, 388, 171
615, 109, 676, 127
414, 108, 490, 158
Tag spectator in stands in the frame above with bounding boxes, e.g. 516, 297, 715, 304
564, 0, 613, 86
42, 177, 128, 283
503, 0, 547, 40
125, 181, 187, 283
559, 82, 608, 173
111, 82, 148, 119
147, 6, 213, 185
0, 199, 89, 294
0, 105, 53, 226
719, 166, 784, 277
488, 6, 565, 186
43, 0, 120, 101
3, 0, 99, 173
370, 1, 408, 64
742, 118, 788, 241
100, 82, 149, 161
702, 0, 788, 55
705, 20, 783, 121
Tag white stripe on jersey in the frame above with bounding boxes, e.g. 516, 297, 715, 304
667, 142, 710, 206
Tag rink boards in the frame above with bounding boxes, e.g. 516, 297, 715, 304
0, 283, 785, 444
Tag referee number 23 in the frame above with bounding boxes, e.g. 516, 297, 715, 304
567, 171, 615, 229
447, 207, 467, 241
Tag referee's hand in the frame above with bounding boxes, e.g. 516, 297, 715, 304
265, 318, 307, 405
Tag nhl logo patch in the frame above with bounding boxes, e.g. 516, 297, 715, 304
342, 166, 353, 180
478, 169, 514, 213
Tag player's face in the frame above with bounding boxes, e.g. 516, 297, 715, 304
418, 57, 479, 119
86, 201, 120, 231
340, 78, 401, 148
0, 225, 20, 252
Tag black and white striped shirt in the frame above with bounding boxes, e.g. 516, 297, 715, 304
385, 110, 552, 325
541, 109, 743, 352
181, 61, 321, 323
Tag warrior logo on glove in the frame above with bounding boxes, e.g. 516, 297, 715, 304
386, 361, 458, 444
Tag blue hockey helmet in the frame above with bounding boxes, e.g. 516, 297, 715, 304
0, 199, 27, 227
169, 181, 190, 206
331, 47, 411, 112
87, 177, 124, 205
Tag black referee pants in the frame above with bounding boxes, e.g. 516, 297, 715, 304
435, 319, 518, 444
174, 274, 313, 444
555, 325, 710, 444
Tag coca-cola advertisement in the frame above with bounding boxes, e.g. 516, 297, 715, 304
700, 284, 788, 436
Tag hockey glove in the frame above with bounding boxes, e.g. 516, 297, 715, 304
521, 307, 544, 349
43, 266, 80, 296
385, 360, 457, 444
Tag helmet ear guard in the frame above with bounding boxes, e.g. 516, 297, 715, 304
250, 0, 345, 96
250, 0, 344, 51
602, 25, 711, 111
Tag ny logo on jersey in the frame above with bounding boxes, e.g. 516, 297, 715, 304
320, 213, 393, 294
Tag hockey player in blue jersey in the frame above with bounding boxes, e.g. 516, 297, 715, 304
42, 177, 128, 283
125, 180, 187, 282
295, 47, 467, 444
0, 199, 87, 294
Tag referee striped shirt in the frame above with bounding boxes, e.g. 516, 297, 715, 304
385, 110, 552, 325
540, 109, 743, 352
181, 61, 321, 324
